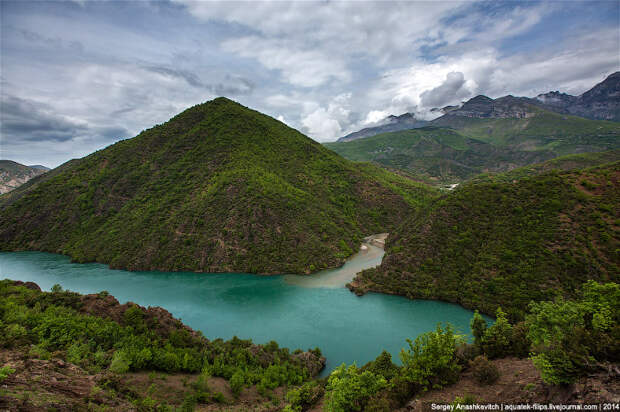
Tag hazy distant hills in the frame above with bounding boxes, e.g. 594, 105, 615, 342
337, 113, 428, 142
0, 160, 49, 194
0, 97, 437, 275
349, 160, 620, 320
327, 73, 620, 183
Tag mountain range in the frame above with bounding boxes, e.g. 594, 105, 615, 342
327, 72, 620, 184
337, 113, 428, 142
0, 97, 437, 275
338, 71, 620, 143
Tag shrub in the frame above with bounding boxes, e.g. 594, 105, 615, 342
470, 355, 500, 385
325, 363, 387, 412
364, 350, 398, 381
285, 380, 323, 412
0, 365, 16, 383
109, 350, 130, 374
480, 308, 513, 359
510, 322, 531, 358
527, 281, 620, 384
399, 324, 464, 391
470, 311, 487, 345
229, 370, 244, 396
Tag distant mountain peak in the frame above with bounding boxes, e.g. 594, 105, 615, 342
338, 112, 427, 142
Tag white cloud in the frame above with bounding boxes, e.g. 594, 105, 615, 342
223, 37, 351, 87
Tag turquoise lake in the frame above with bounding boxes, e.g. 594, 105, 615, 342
0, 249, 487, 374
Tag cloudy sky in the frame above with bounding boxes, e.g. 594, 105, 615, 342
1, 0, 619, 167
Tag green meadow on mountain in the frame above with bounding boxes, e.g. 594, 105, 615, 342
0, 97, 437, 275
349, 161, 620, 321
326, 105, 620, 183
432, 108, 620, 153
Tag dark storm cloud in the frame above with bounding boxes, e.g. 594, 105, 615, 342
1, 95, 129, 146
420, 72, 468, 108
1, 95, 88, 142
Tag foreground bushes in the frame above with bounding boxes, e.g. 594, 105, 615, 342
527, 281, 619, 384
0, 280, 316, 397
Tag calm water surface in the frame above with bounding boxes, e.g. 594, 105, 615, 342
0, 250, 486, 374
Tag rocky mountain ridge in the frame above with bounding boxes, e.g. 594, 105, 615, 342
337, 112, 428, 142
0, 160, 49, 194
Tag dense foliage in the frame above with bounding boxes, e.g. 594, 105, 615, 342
0, 280, 320, 394
399, 324, 464, 391
324, 363, 388, 412
527, 280, 620, 384
0, 97, 437, 275
350, 163, 619, 320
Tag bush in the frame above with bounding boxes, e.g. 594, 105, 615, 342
527, 281, 620, 384
285, 380, 323, 412
470, 355, 500, 385
470, 311, 487, 345
229, 370, 244, 396
110, 350, 130, 374
364, 350, 398, 381
0, 365, 16, 383
510, 322, 531, 358
399, 324, 464, 391
480, 308, 513, 359
325, 363, 387, 412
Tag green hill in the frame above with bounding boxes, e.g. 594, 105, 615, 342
324, 127, 552, 183
470, 150, 620, 184
348, 162, 619, 320
431, 110, 620, 153
0, 98, 437, 274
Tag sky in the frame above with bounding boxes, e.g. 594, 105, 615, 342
1, 0, 619, 167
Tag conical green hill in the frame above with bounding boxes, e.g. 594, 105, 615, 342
0, 97, 436, 274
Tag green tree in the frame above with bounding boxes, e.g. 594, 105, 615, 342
480, 308, 513, 358
470, 311, 487, 345
399, 324, 464, 391
325, 363, 387, 412
229, 370, 244, 396
527, 281, 620, 384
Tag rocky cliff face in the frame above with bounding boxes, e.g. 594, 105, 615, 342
338, 112, 428, 142
445, 95, 540, 119
535, 72, 620, 121
0, 160, 49, 194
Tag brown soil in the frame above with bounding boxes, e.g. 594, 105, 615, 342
0, 349, 299, 411
78, 291, 205, 342
401, 357, 620, 411
0, 349, 135, 411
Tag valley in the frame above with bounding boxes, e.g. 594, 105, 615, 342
1, 87, 619, 409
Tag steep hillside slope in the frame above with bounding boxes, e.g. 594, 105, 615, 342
325, 127, 553, 183
0, 98, 437, 274
0, 160, 48, 194
349, 163, 619, 320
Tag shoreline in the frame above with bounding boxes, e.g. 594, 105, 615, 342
283, 233, 388, 288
